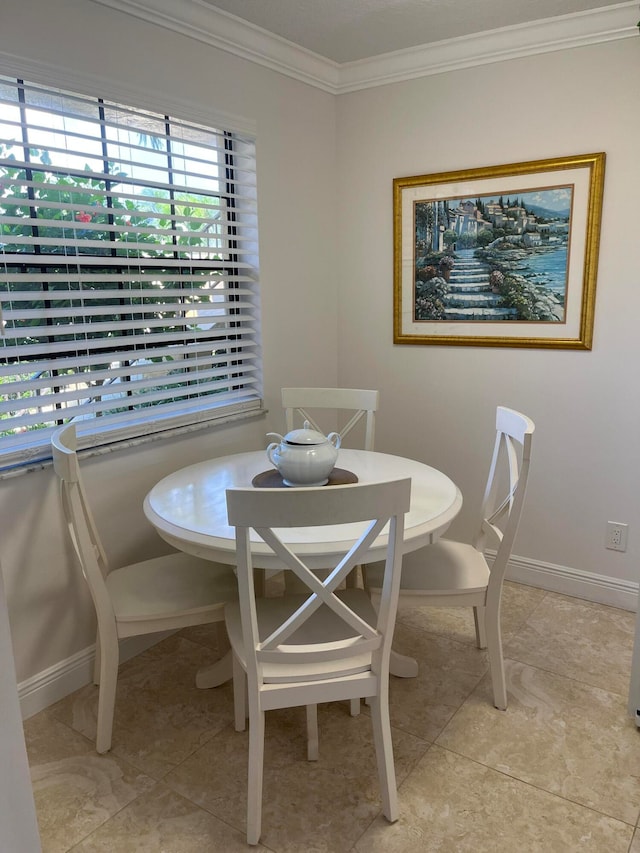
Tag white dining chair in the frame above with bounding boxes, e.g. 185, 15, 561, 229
364, 406, 534, 711
282, 387, 379, 451
224, 477, 411, 846
51, 423, 239, 754
282, 387, 379, 587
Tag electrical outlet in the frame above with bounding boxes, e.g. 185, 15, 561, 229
606, 522, 628, 552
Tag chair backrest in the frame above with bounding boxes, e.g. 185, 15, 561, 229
51, 424, 113, 620
480, 406, 534, 588
226, 478, 410, 687
282, 387, 379, 450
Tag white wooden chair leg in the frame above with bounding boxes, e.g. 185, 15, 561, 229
474, 605, 487, 649
233, 653, 247, 731
350, 698, 360, 716
369, 692, 398, 823
485, 610, 507, 710
306, 704, 319, 761
95, 634, 119, 754
246, 703, 265, 846
93, 632, 101, 685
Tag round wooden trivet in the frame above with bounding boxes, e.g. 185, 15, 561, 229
251, 467, 358, 488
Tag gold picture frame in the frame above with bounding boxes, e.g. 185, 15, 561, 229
393, 153, 605, 349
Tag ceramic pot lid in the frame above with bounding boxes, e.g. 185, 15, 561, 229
283, 420, 329, 445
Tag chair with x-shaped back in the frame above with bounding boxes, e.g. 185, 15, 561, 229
282, 387, 379, 451
224, 477, 411, 845
51, 423, 238, 753
364, 406, 534, 711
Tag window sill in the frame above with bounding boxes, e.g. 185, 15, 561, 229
0, 407, 267, 481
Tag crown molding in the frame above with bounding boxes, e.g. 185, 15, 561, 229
89, 0, 638, 95
338, 2, 639, 93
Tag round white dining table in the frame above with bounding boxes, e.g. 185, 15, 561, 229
144, 448, 462, 685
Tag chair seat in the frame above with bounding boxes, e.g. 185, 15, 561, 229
107, 552, 238, 622
225, 589, 378, 685
367, 539, 490, 596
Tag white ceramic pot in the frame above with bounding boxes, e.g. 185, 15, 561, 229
266, 421, 341, 487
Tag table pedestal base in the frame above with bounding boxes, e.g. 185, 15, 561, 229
195, 650, 233, 689
389, 649, 419, 678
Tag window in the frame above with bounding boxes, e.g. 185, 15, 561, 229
0, 76, 261, 471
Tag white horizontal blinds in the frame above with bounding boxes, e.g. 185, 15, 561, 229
0, 77, 261, 467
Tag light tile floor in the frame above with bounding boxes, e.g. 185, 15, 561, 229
24, 581, 640, 852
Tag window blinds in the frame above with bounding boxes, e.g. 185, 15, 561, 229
0, 77, 261, 469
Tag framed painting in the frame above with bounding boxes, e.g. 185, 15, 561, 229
393, 153, 606, 349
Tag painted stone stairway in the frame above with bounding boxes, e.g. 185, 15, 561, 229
443, 250, 517, 320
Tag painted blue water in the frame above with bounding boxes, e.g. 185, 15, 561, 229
515, 246, 568, 295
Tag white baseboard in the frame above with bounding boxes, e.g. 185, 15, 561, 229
505, 553, 639, 612
18, 559, 638, 720
18, 632, 172, 721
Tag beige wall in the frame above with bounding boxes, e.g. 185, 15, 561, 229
1, 0, 639, 696
335, 40, 640, 589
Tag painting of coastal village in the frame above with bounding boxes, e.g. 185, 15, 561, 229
413, 187, 572, 323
